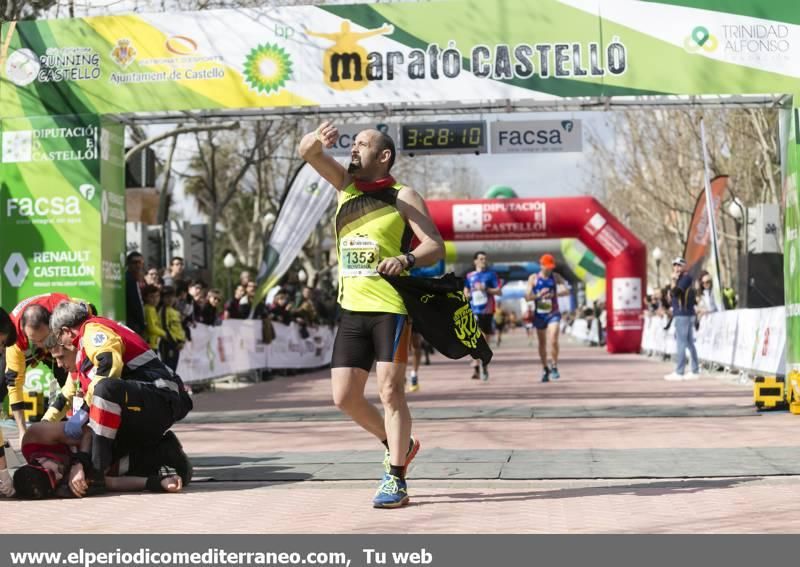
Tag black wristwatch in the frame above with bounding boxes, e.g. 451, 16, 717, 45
404, 253, 416, 269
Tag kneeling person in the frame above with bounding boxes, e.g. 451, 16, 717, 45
49, 302, 193, 478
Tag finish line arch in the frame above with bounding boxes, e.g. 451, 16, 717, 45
427, 198, 646, 354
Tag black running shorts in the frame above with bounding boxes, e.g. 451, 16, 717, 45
476, 314, 495, 336
331, 310, 411, 371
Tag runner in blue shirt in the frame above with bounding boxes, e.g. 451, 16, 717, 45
526, 254, 570, 382
464, 251, 501, 381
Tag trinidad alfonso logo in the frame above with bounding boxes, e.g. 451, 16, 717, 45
243, 44, 292, 94
684, 26, 718, 53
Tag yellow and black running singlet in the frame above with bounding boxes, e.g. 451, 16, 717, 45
335, 182, 412, 314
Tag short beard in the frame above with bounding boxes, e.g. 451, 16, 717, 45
347, 161, 361, 174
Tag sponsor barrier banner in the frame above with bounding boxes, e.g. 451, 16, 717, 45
0, 114, 125, 315
176, 320, 334, 383
2, 1, 800, 119
641, 307, 785, 375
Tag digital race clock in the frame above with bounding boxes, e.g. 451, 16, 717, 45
400, 121, 487, 155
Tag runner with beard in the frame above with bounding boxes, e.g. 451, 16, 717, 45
299, 121, 444, 508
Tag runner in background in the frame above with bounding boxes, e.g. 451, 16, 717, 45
526, 254, 570, 382
464, 252, 501, 381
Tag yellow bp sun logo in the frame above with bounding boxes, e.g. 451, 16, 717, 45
243, 44, 292, 94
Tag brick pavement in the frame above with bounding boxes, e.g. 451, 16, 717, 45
5, 331, 800, 533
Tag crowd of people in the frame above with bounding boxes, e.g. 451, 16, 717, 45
124, 252, 338, 370
642, 257, 738, 380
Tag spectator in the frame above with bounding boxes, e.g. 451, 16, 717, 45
144, 266, 163, 289
190, 281, 216, 326
224, 284, 246, 319
664, 257, 699, 381
125, 251, 146, 336
240, 280, 268, 319
175, 280, 193, 341
292, 286, 319, 325
207, 289, 224, 325
142, 284, 166, 351
239, 270, 253, 288
159, 286, 186, 372
269, 291, 293, 325
695, 271, 718, 319
162, 256, 186, 287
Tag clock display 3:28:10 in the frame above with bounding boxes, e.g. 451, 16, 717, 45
400, 121, 485, 151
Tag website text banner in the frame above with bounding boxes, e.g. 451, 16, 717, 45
2, 0, 800, 118
0, 534, 793, 567
0, 114, 107, 311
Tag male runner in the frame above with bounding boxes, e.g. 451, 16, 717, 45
299, 121, 444, 508
49, 302, 193, 478
464, 252, 501, 381
526, 254, 570, 382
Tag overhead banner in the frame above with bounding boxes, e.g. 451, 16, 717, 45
0, 114, 125, 316
2, 0, 800, 118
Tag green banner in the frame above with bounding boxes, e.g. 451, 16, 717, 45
2, 0, 800, 119
0, 114, 125, 316
786, 104, 800, 375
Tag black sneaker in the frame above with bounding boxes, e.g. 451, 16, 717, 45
471, 366, 480, 380
541, 368, 550, 383
158, 431, 193, 486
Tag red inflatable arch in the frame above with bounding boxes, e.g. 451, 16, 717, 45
427, 197, 646, 354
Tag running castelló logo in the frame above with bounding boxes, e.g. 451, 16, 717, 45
684, 26, 718, 53
305, 21, 394, 91
243, 44, 292, 94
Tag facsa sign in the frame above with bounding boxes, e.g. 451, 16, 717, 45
490, 119, 582, 154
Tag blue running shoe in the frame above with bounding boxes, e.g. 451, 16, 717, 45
541, 368, 550, 382
550, 366, 560, 380
373, 473, 409, 508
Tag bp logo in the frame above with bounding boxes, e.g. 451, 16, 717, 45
684, 26, 718, 53
4, 253, 29, 288
243, 44, 292, 94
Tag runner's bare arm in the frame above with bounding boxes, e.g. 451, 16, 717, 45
525, 274, 538, 301
377, 187, 444, 276
554, 273, 571, 296
298, 121, 350, 191
487, 276, 502, 296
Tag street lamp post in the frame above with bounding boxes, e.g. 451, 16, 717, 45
652, 246, 663, 288
728, 198, 745, 262
223, 252, 236, 299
